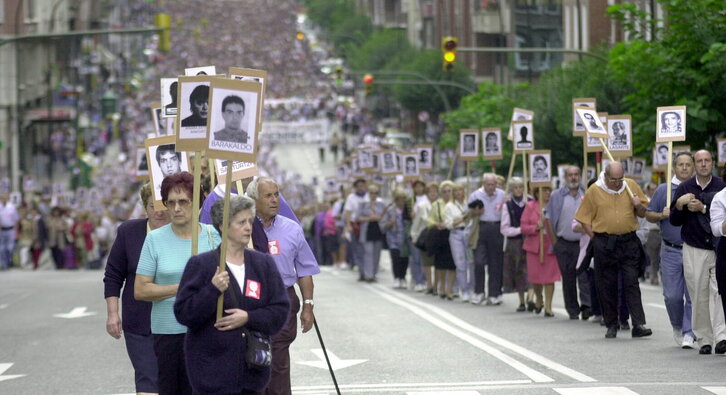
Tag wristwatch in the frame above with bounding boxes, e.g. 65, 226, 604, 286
303, 299, 314, 307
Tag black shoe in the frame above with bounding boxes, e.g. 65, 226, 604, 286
425, 288, 435, 295
620, 321, 630, 330
700, 345, 713, 354
534, 306, 543, 314
569, 314, 579, 320
715, 340, 726, 354
581, 308, 592, 321
631, 325, 652, 338
605, 326, 618, 339
516, 304, 526, 312
544, 312, 555, 318
527, 301, 536, 312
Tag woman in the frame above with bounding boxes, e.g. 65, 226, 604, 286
356, 184, 387, 282
520, 186, 560, 316
411, 183, 438, 294
71, 211, 95, 269
135, 172, 221, 395
444, 182, 475, 302
104, 182, 170, 395
428, 181, 456, 300
47, 206, 70, 269
382, 188, 411, 289
500, 177, 535, 312
175, 196, 289, 395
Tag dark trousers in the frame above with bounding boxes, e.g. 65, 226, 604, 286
592, 232, 646, 329
153, 333, 192, 395
390, 248, 409, 279
264, 287, 300, 395
474, 222, 503, 296
554, 238, 584, 316
51, 246, 64, 269
587, 269, 602, 316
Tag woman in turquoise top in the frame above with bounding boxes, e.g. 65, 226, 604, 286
135, 172, 221, 395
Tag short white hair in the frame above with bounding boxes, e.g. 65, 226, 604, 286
246, 176, 278, 200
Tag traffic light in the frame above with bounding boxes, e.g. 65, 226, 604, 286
441, 36, 458, 72
296, 32, 305, 41
363, 74, 374, 95
155, 13, 171, 52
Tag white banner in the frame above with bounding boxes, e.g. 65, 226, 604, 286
260, 119, 330, 143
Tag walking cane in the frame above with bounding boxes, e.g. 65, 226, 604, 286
313, 319, 341, 395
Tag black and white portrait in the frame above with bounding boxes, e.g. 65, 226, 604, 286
632, 159, 645, 178
136, 147, 149, 178
621, 158, 631, 176
185, 65, 216, 76
586, 167, 595, 181
572, 98, 596, 135
160, 77, 179, 118
336, 164, 350, 181
382, 151, 397, 174
177, 77, 211, 150
576, 107, 608, 138
151, 105, 166, 136
508, 108, 534, 141
482, 129, 503, 159
359, 148, 374, 169
530, 154, 551, 182
416, 146, 433, 170
654, 143, 669, 168
513, 121, 534, 151
206, 79, 261, 162
460, 131, 479, 158
718, 139, 726, 165
402, 154, 418, 177
656, 106, 687, 142
607, 115, 632, 155
146, 137, 190, 205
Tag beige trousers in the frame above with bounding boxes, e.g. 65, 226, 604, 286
683, 244, 726, 347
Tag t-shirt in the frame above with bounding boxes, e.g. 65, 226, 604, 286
136, 224, 221, 334
575, 179, 647, 235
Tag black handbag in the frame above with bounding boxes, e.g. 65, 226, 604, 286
415, 227, 432, 252
226, 273, 273, 370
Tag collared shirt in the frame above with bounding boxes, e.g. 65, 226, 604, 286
0, 202, 20, 228
261, 215, 320, 288
670, 175, 726, 250
647, 182, 683, 244
574, 179, 648, 235
710, 188, 726, 237
555, 193, 582, 241
344, 192, 369, 222
444, 199, 468, 229
468, 188, 505, 222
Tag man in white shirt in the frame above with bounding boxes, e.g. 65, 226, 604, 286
0, 194, 20, 270
344, 179, 369, 277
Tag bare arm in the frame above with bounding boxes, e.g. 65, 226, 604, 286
105, 297, 122, 339
581, 222, 594, 238
645, 206, 670, 223
297, 276, 315, 334
134, 274, 179, 302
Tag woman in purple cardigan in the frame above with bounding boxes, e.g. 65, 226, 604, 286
103, 183, 170, 394
174, 195, 289, 395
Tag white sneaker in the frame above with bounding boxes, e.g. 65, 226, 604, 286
673, 328, 684, 347
495, 295, 504, 305
414, 284, 426, 292
681, 334, 696, 349
460, 291, 470, 303
471, 293, 484, 304
392, 279, 401, 289
485, 296, 497, 305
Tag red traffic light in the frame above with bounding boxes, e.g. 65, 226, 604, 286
443, 39, 457, 51
363, 74, 374, 84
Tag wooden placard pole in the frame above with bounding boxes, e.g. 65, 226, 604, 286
583, 139, 588, 184
522, 153, 528, 199
507, 152, 516, 181
666, 141, 673, 207
192, 152, 201, 256
466, 161, 470, 196
539, 186, 544, 263
209, 157, 217, 190
216, 160, 234, 320
598, 138, 634, 198
447, 152, 459, 181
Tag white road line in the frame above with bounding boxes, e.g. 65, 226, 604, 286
368, 286, 554, 383
408, 391, 481, 395
371, 284, 597, 383
703, 387, 726, 395
552, 307, 570, 318
554, 387, 638, 394
292, 380, 531, 394
0, 304, 8, 310
647, 303, 667, 310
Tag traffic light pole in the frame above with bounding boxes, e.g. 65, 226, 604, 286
457, 46, 608, 62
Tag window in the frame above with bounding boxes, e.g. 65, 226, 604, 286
24, 0, 36, 22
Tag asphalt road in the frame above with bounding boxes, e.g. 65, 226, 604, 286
2, 253, 726, 394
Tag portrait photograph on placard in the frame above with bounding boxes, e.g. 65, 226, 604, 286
228, 67, 267, 128
146, 136, 190, 209
370, 150, 382, 174
213, 159, 258, 184
572, 98, 596, 136
576, 106, 608, 138
135, 146, 149, 180
656, 105, 687, 142
336, 163, 349, 181
402, 154, 419, 179
529, 150, 552, 186
607, 115, 632, 156
359, 147, 374, 169
557, 164, 570, 186
166, 116, 176, 136
350, 154, 365, 178
160, 77, 179, 118
585, 135, 604, 153
185, 65, 216, 76
176, 76, 213, 151
482, 128, 503, 160
381, 151, 397, 175
631, 157, 646, 179
586, 167, 595, 181
653, 142, 669, 169
324, 176, 338, 194
416, 145, 433, 171
150, 103, 165, 136
459, 130, 479, 159
206, 78, 261, 162
621, 158, 632, 177
512, 120, 534, 152
508, 108, 534, 141
718, 139, 726, 166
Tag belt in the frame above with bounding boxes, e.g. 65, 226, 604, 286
593, 232, 636, 240
663, 239, 683, 249
558, 237, 580, 244
480, 221, 500, 225
0, 226, 13, 231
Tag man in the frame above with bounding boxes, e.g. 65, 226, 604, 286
0, 194, 19, 270
214, 95, 249, 144
661, 111, 682, 134
469, 173, 506, 305
485, 132, 499, 153
343, 179, 369, 275
646, 152, 696, 348
419, 149, 430, 166
532, 156, 548, 181
670, 150, 726, 354
404, 157, 417, 175
546, 166, 590, 320
156, 144, 181, 178
247, 177, 319, 394
180, 84, 209, 127
574, 162, 652, 339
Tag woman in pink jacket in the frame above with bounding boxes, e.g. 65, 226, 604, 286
521, 186, 561, 317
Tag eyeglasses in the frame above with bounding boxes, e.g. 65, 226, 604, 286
163, 199, 191, 208
607, 177, 624, 183
441, 189, 452, 193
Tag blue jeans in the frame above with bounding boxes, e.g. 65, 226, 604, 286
661, 243, 694, 337
0, 229, 15, 269
450, 229, 474, 294
408, 245, 425, 285
362, 241, 383, 280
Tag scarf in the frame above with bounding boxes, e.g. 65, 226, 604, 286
595, 171, 626, 195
